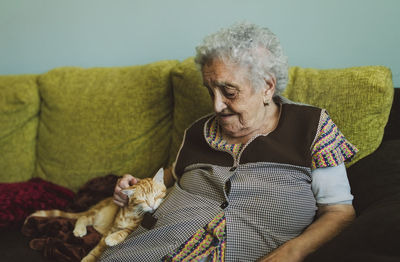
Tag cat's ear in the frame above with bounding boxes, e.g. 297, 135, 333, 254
121, 189, 135, 198
153, 168, 164, 185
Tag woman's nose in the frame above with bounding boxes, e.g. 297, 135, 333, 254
213, 92, 227, 113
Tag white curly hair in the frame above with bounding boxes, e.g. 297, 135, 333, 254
195, 22, 289, 96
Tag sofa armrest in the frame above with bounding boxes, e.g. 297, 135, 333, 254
383, 88, 400, 142
304, 139, 400, 262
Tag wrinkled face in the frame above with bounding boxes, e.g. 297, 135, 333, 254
126, 178, 167, 213
202, 59, 268, 138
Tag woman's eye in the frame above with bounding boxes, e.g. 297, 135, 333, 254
224, 88, 237, 98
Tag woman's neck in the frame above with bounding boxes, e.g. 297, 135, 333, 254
221, 101, 281, 145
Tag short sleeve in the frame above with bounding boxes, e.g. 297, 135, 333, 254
311, 163, 354, 205
311, 110, 358, 169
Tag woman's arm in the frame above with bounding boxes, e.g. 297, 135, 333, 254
258, 204, 355, 262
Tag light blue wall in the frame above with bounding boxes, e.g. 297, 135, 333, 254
1, 0, 399, 86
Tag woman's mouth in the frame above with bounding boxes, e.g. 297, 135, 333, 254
218, 113, 235, 121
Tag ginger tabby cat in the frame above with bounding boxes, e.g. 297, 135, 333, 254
26, 168, 167, 262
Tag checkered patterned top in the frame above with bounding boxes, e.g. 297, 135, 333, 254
100, 100, 357, 262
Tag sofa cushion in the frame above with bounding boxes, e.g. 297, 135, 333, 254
304, 196, 400, 262
347, 139, 400, 214
383, 88, 400, 141
0, 75, 39, 182
168, 58, 213, 165
36, 60, 178, 191
283, 66, 393, 166
169, 58, 394, 167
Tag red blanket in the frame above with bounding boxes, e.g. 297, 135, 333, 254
0, 178, 75, 230
21, 175, 119, 262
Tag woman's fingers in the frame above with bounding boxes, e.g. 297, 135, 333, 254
113, 174, 138, 207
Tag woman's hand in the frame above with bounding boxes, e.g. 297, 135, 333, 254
257, 240, 303, 262
113, 174, 139, 207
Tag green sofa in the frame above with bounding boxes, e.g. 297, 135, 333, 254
1, 57, 399, 262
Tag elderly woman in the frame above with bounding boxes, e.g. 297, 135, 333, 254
103, 22, 357, 262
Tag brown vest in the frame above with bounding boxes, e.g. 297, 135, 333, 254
175, 103, 322, 177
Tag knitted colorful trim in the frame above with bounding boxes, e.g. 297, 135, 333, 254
205, 117, 243, 159
162, 212, 226, 262
162, 118, 243, 262
311, 111, 358, 169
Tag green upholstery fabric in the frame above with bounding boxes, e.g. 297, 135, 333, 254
283, 66, 393, 166
169, 59, 394, 167
36, 61, 178, 191
0, 75, 39, 182
169, 58, 213, 165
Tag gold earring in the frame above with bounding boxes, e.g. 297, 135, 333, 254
264, 97, 270, 106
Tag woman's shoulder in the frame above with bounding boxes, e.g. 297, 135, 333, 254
277, 97, 323, 127
277, 95, 323, 113
185, 113, 215, 133
178, 113, 216, 143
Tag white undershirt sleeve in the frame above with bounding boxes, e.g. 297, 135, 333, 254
311, 163, 354, 205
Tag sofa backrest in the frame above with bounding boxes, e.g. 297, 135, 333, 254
34, 61, 178, 191
0, 58, 394, 191
0, 75, 39, 183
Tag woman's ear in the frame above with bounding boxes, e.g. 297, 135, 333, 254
263, 75, 276, 105
264, 75, 276, 97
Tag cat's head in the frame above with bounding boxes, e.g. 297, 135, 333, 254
121, 168, 167, 213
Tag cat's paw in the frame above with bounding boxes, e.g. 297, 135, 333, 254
73, 225, 87, 238
105, 234, 122, 246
